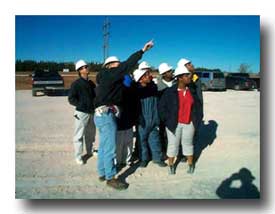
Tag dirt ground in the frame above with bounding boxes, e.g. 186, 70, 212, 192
15, 72, 88, 90
15, 90, 260, 199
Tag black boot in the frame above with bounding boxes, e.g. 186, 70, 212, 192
187, 164, 195, 174
169, 165, 176, 175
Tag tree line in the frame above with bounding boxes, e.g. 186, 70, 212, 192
16, 60, 254, 74
195, 67, 222, 72
15, 60, 103, 72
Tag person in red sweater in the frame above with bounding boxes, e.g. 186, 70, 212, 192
159, 66, 200, 174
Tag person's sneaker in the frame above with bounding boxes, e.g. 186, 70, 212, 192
139, 161, 148, 168
153, 160, 167, 167
106, 178, 127, 190
75, 158, 84, 165
168, 165, 176, 175
93, 149, 98, 156
82, 153, 93, 163
98, 176, 105, 182
187, 164, 195, 174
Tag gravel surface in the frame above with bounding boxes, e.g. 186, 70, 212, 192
15, 90, 260, 199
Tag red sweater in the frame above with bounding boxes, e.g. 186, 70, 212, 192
178, 88, 194, 124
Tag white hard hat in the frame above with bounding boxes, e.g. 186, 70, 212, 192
177, 58, 191, 67
158, 63, 173, 75
138, 61, 151, 70
174, 66, 190, 77
133, 69, 147, 82
103, 56, 120, 66
75, 60, 87, 71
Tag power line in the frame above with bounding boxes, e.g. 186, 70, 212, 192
103, 17, 110, 62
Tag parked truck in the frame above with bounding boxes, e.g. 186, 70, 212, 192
32, 70, 65, 96
226, 73, 257, 90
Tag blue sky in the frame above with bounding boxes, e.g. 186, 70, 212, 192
15, 15, 260, 73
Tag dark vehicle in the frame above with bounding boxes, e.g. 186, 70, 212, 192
225, 75, 254, 90
32, 70, 65, 96
227, 73, 257, 89
196, 71, 226, 91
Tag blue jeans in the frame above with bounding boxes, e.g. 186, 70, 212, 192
137, 124, 162, 162
94, 112, 117, 180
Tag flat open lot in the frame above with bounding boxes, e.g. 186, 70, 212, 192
15, 90, 260, 199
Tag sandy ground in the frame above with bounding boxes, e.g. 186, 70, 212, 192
15, 90, 260, 199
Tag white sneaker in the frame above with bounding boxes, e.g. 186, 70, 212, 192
93, 150, 98, 156
75, 158, 84, 165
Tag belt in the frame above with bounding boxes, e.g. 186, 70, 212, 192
95, 105, 119, 117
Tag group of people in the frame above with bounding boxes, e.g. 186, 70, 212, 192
68, 40, 203, 190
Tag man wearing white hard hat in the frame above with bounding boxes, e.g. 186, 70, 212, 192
68, 60, 96, 165
159, 65, 201, 175
157, 62, 175, 92
138, 61, 151, 70
137, 61, 153, 82
132, 68, 167, 168
93, 40, 154, 190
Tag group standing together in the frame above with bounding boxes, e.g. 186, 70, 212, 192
68, 40, 203, 190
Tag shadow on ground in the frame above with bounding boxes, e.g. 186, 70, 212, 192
216, 167, 260, 199
194, 120, 218, 163
117, 161, 141, 186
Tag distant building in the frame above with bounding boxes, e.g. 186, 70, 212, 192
63, 68, 70, 72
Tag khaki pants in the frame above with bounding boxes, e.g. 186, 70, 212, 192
166, 122, 195, 157
73, 110, 97, 160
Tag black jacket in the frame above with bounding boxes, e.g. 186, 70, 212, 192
68, 77, 96, 114
158, 83, 203, 133
191, 77, 204, 118
116, 83, 140, 130
94, 50, 144, 108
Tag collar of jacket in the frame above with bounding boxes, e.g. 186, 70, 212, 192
171, 83, 179, 92
80, 76, 89, 81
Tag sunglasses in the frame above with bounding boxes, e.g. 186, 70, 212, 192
80, 65, 88, 70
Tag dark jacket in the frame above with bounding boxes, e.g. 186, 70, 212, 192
191, 77, 204, 118
136, 81, 160, 128
68, 77, 96, 114
158, 83, 202, 133
116, 83, 140, 130
94, 50, 144, 108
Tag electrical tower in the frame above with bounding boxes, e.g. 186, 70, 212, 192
103, 17, 110, 62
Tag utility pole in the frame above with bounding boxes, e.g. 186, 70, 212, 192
103, 17, 110, 62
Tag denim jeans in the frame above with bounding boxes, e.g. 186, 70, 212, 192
137, 124, 162, 162
94, 112, 117, 180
